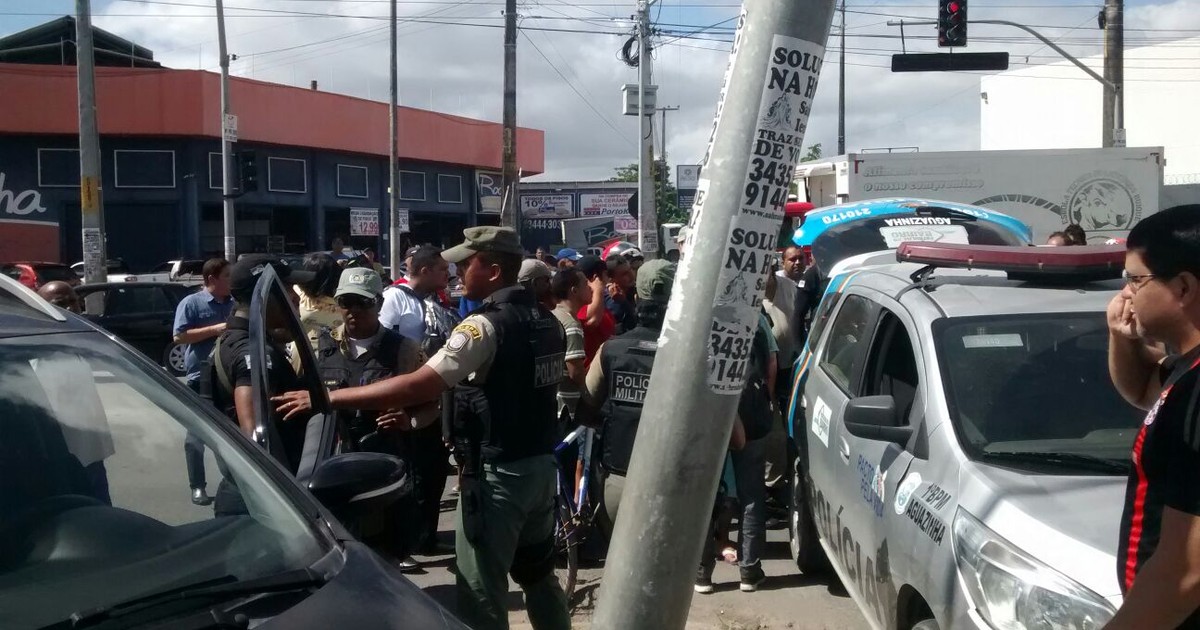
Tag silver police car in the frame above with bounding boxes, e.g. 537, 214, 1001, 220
786, 242, 1140, 630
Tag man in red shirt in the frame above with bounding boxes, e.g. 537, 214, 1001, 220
575, 255, 614, 368
1107, 204, 1200, 629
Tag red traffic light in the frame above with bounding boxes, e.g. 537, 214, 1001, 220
948, 1, 961, 12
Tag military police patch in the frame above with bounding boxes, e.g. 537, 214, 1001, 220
454, 322, 483, 340
446, 331, 470, 352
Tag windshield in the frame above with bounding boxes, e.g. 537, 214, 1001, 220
36, 265, 82, 284
810, 215, 1025, 278
0, 332, 329, 629
934, 313, 1142, 472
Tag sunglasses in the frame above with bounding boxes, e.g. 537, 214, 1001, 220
337, 295, 376, 310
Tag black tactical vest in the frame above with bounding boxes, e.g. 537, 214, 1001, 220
599, 325, 660, 475
454, 285, 565, 463
316, 327, 405, 452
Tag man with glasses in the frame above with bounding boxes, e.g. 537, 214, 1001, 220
1107, 205, 1200, 629
315, 268, 437, 569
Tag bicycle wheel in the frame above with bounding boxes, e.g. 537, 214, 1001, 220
564, 535, 579, 603
553, 491, 577, 599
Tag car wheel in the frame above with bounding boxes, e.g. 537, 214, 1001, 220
163, 342, 187, 377
911, 620, 939, 630
790, 455, 825, 574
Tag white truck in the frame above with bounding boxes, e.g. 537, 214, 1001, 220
794, 147, 1165, 243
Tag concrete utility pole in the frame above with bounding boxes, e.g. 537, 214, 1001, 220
76, 0, 107, 310
500, 0, 519, 229
636, 0, 659, 259
592, 0, 836, 626
388, 0, 403, 270
216, 0, 236, 262
658, 105, 679, 162
837, 0, 846, 155
1102, 0, 1125, 148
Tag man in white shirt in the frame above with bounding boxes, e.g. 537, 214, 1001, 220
379, 245, 450, 340
776, 245, 805, 287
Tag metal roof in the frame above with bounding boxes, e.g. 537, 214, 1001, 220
0, 16, 159, 68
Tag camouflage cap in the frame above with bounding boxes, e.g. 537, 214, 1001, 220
441, 226, 525, 264
635, 259, 676, 303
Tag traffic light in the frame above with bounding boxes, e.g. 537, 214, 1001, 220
238, 150, 259, 193
938, 0, 967, 48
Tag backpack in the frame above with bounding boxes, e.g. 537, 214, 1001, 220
395, 284, 462, 355
738, 314, 775, 441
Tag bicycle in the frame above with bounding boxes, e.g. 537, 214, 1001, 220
553, 424, 598, 604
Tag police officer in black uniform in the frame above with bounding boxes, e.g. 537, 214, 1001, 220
313, 267, 436, 562
204, 254, 315, 516
577, 259, 675, 524
275, 226, 571, 630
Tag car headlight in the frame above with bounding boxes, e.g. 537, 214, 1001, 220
953, 509, 1115, 630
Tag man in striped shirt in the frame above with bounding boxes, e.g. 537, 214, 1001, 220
550, 267, 591, 419
1107, 205, 1200, 629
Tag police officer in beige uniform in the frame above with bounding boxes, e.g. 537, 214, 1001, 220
275, 226, 570, 630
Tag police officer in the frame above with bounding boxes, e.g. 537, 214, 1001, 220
314, 267, 436, 565
274, 226, 571, 630
577, 259, 675, 524
206, 255, 315, 516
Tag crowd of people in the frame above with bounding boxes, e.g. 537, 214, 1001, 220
150, 226, 819, 628
38, 206, 1200, 629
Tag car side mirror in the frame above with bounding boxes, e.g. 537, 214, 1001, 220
307, 452, 410, 530
844, 395, 914, 446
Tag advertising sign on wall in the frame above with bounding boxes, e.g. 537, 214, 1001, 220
521, 194, 574, 219
476, 170, 502, 214
580, 191, 635, 216
350, 207, 380, 236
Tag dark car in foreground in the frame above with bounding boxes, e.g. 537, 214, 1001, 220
76, 282, 196, 377
0, 273, 467, 630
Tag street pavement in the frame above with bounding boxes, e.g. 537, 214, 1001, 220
405, 487, 869, 630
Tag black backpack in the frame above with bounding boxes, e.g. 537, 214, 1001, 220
738, 314, 776, 441
394, 285, 461, 356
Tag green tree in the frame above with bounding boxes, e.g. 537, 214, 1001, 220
608, 161, 686, 227
802, 143, 822, 162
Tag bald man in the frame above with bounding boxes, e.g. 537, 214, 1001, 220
38, 281, 81, 313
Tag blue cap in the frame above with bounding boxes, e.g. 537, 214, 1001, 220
556, 248, 583, 261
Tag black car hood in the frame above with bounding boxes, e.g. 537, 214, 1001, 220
261, 542, 467, 629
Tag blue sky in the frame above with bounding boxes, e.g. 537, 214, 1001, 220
2, 0, 1195, 179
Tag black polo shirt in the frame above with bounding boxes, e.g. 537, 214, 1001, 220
214, 315, 307, 474
1118, 344, 1200, 628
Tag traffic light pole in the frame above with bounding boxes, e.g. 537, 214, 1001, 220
1102, 0, 1124, 148
216, 0, 236, 262
592, 0, 836, 626
889, 18, 1123, 146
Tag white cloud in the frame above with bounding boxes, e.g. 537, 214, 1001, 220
86, 0, 1200, 181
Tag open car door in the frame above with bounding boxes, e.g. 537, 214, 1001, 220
247, 264, 334, 484
246, 264, 412, 536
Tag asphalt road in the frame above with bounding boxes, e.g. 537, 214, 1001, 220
405, 487, 869, 630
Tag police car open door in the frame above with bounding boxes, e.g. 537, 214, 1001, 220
248, 264, 334, 483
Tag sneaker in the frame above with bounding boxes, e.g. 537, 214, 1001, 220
397, 556, 421, 573
191, 488, 213, 506
694, 577, 714, 594
739, 565, 766, 592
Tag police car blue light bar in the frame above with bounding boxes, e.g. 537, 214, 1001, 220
896, 242, 1126, 281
